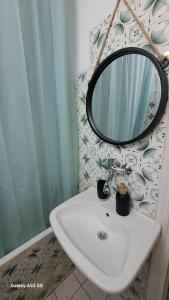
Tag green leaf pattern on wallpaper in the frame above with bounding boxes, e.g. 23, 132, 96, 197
77, 0, 169, 223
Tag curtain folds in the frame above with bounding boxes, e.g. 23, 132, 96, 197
0, 0, 78, 258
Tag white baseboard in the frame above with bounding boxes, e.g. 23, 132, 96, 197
0, 227, 53, 267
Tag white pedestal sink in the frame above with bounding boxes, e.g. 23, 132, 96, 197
50, 187, 160, 293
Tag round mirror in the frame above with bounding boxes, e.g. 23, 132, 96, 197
86, 47, 168, 145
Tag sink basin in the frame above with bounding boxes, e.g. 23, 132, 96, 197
50, 187, 160, 293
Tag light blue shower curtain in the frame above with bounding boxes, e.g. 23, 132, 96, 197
93, 54, 160, 140
0, 0, 78, 258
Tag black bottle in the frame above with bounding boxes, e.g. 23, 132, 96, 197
116, 183, 130, 216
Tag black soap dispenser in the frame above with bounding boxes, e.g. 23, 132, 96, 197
116, 183, 130, 216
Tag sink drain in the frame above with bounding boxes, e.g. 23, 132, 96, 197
97, 231, 108, 240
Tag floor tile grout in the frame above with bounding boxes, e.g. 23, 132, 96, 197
81, 279, 108, 300
46, 269, 110, 300
53, 288, 60, 299
46, 270, 75, 298
72, 272, 88, 286
55, 293, 58, 300
53, 271, 81, 300
81, 284, 93, 300
69, 285, 82, 300
46, 290, 58, 300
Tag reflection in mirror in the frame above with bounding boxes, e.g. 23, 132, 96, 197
92, 54, 161, 142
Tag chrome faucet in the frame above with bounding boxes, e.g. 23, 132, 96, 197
103, 169, 114, 194
100, 159, 132, 195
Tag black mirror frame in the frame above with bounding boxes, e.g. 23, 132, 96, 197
86, 47, 168, 145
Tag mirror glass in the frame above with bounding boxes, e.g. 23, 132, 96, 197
91, 53, 161, 142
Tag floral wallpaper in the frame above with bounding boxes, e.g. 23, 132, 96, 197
0, 232, 74, 300
76, 0, 169, 220
76, 69, 166, 219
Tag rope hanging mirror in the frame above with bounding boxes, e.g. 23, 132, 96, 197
86, 0, 169, 145
94, 0, 169, 72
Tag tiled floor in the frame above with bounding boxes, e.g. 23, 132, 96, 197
46, 268, 121, 300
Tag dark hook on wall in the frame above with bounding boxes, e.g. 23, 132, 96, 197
161, 57, 169, 69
